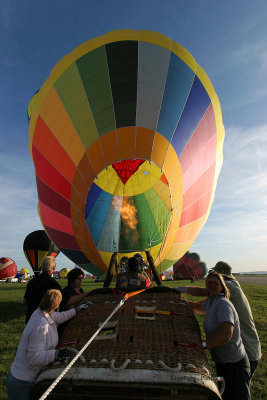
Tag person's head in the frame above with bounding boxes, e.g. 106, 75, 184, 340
205, 271, 230, 299
120, 256, 129, 267
41, 256, 56, 275
128, 257, 139, 272
134, 253, 147, 271
134, 253, 143, 261
212, 261, 235, 280
120, 256, 129, 272
67, 268, 84, 287
39, 289, 62, 314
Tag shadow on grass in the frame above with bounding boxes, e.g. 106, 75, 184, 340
0, 302, 25, 323
0, 286, 27, 291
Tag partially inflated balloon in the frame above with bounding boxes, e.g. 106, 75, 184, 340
28, 30, 224, 275
23, 230, 60, 273
173, 251, 208, 280
0, 257, 18, 279
59, 268, 70, 278
20, 268, 29, 278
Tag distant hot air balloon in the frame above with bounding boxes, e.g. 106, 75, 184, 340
28, 30, 224, 275
20, 267, 29, 278
59, 268, 70, 278
0, 257, 18, 279
23, 230, 60, 274
173, 251, 208, 280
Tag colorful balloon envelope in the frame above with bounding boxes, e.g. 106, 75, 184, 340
28, 30, 224, 275
0, 257, 18, 279
173, 252, 208, 279
23, 230, 60, 274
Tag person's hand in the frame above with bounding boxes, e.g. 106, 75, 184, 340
55, 348, 70, 362
76, 302, 89, 312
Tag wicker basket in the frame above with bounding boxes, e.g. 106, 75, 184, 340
31, 288, 222, 400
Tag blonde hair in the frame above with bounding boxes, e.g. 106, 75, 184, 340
39, 289, 62, 313
41, 256, 56, 274
206, 271, 230, 299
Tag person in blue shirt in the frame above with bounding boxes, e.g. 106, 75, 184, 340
189, 271, 251, 400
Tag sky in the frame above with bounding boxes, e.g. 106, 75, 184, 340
0, 0, 267, 274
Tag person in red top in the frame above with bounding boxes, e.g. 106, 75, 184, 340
134, 253, 152, 287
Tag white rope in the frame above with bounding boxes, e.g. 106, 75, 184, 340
110, 358, 131, 371
39, 297, 126, 400
158, 360, 181, 372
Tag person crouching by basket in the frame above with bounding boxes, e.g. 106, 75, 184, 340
189, 271, 251, 400
116, 257, 148, 289
6, 289, 81, 400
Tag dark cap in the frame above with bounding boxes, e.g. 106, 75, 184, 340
212, 261, 235, 280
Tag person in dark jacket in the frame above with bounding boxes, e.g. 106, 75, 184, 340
23, 256, 61, 324
58, 268, 90, 337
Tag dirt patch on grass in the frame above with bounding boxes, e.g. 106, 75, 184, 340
235, 276, 267, 285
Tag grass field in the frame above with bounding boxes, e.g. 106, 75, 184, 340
0, 279, 266, 399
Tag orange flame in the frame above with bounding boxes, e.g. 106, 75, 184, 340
112, 196, 138, 230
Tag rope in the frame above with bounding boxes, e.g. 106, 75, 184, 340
38, 297, 127, 400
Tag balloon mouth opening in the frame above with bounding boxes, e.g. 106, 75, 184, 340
84, 159, 172, 254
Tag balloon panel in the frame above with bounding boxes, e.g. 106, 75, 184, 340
23, 230, 60, 272
27, 90, 39, 122
28, 30, 224, 274
0, 257, 18, 279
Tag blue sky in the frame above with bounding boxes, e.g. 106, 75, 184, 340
1, 0, 267, 274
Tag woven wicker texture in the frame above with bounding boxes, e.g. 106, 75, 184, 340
54, 288, 211, 376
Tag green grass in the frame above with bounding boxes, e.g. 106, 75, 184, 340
0, 279, 266, 399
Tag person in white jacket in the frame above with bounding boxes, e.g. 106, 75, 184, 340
6, 289, 78, 400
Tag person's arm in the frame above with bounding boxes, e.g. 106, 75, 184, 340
205, 322, 234, 349
23, 297, 28, 305
51, 308, 76, 324
138, 273, 147, 282
175, 286, 208, 296
64, 292, 90, 309
188, 300, 206, 315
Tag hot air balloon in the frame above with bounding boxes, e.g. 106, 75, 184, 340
0, 257, 18, 280
59, 268, 70, 278
173, 251, 208, 280
23, 230, 60, 274
28, 29, 224, 276
20, 267, 29, 278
